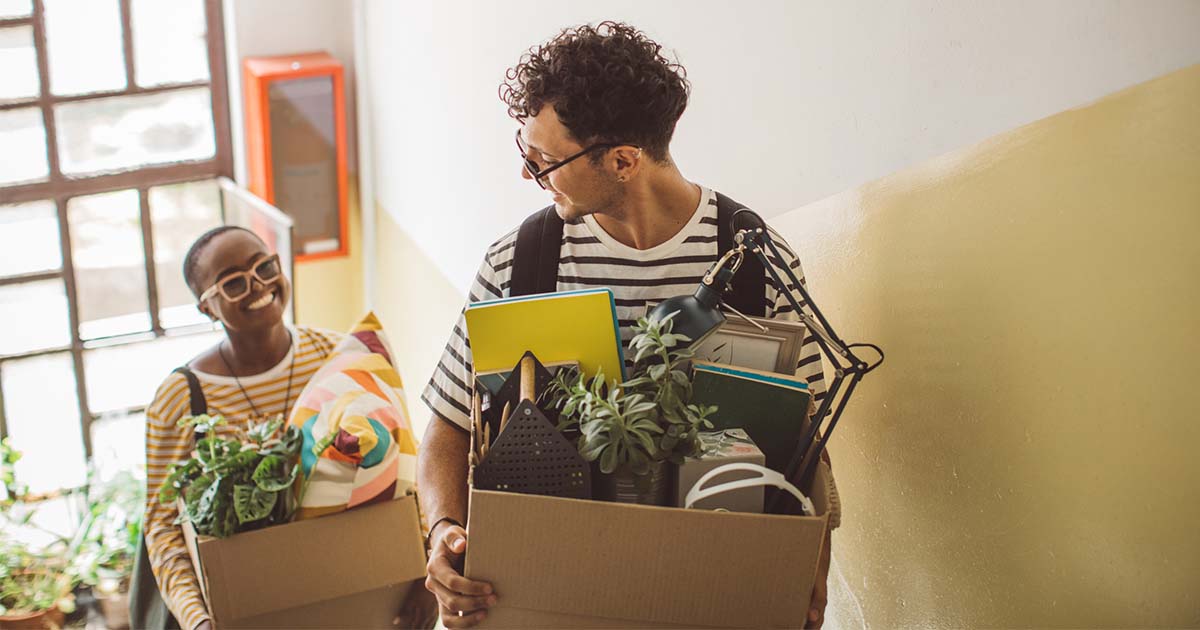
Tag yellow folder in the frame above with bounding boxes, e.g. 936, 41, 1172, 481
464, 288, 626, 385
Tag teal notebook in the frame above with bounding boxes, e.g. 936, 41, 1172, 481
690, 361, 812, 474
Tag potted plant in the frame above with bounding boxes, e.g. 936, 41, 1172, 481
1, 438, 77, 630
549, 312, 717, 504
159, 414, 303, 538
70, 471, 142, 630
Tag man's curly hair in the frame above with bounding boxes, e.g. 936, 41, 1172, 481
499, 21, 690, 163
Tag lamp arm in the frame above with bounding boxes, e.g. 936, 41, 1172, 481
731, 225, 883, 508
743, 229, 860, 370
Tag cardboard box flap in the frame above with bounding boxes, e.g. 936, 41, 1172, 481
186, 495, 426, 622
466, 465, 830, 629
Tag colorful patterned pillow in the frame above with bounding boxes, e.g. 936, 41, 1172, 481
288, 312, 418, 519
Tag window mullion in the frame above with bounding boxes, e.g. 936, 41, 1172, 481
140, 188, 163, 335
205, 0, 233, 176
30, 0, 61, 184
54, 196, 94, 458
118, 0, 135, 90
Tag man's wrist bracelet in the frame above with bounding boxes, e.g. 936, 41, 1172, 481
425, 516, 464, 549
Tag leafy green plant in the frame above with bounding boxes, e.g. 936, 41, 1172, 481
550, 311, 718, 476
158, 414, 302, 538
0, 540, 75, 618
0, 440, 77, 618
71, 471, 143, 595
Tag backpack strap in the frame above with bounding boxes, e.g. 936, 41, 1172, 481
511, 205, 563, 297
715, 192, 768, 317
172, 366, 207, 417
510, 195, 766, 316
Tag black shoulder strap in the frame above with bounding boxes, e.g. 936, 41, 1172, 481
172, 366, 207, 417
511, 205, 563, 297
510, 196, 766, 316
715, 192, 767, 317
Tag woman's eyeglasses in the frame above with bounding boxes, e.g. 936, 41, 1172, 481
515, 129, 637, 190
199, 254, 282, 302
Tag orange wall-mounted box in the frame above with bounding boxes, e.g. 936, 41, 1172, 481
243, 51, 348, 262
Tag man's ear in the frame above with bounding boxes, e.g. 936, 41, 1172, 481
610, 146, 644, 182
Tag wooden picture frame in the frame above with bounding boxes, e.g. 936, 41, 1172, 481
645, 303, 807, 375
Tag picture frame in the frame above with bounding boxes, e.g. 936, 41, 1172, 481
645, 303, 807, 375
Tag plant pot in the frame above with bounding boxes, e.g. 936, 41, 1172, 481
0, 606, 65, 630
591, 460, 671, 506
95, 590, 130, 630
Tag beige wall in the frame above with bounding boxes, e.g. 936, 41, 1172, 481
291, 181, 364, 333
370, 203, 463, 438
771, 65, 1200, 627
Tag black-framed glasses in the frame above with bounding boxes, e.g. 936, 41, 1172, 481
199, 254, 282, 302
515, 129, 633, 190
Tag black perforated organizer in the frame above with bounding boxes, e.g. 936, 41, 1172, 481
473, 353, 591, 500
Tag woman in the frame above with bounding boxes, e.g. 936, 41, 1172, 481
140, 226, 341, 630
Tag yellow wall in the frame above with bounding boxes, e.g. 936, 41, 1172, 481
772, 64, 1200, 627
292, 179, 364, 333
371, 204, 465, 439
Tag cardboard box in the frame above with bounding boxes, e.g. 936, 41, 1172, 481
181, 495, 427, 628
465, 464, 831, 629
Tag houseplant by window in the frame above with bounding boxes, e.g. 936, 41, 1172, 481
71, 470, 142, 630
549, 312, 717, 504
0, 438, 78, 629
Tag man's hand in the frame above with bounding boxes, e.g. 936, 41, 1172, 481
806, 534, 832, 628
424, 523, 496, 628
194, 622, 213, 630
393, 578, 438, 629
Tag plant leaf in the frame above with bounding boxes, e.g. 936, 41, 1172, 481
252, 456, 299, 492
233, 484, 277, 524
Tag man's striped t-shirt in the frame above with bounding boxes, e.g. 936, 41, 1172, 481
422, 186, 827, 431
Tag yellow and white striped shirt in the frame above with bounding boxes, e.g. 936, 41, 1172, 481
143, 326, 342, 630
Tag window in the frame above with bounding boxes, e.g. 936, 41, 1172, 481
0, 0, 231, 492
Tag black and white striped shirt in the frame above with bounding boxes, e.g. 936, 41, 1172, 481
422, 186, 827, 431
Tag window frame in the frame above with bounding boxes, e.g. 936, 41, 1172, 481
0, 0, 233, 468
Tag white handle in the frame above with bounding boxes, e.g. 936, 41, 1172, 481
685, 462, 815, 516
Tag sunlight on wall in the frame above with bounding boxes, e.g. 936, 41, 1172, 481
774, 64, 1200, 628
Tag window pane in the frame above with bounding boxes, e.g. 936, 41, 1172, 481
269, 76, 341, 255
131, 0, 208, 87
67, 190, 151, 340
0, 201, 61, 277
0, 0, 31, 19
91, 411, 145, 481
1, 352, 87, 493
149, 180, 222, 328
0, 26, 39, 102
0, 107, 49, 185
43, 0, 125, 96
55, 88, 216, 176
0, 280, 70, 356
84, 330, 220, 414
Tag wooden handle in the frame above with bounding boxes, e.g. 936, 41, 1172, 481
519, 355, 535, 403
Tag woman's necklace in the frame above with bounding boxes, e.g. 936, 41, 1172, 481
217, 329, 296, 420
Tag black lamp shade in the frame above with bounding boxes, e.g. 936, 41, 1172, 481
647, 282, 727, 347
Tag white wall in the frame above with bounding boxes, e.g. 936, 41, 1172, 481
362, 0, 1200, 295
223, 0, 357, 185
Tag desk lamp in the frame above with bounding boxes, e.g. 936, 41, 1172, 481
648, 209, 884, 511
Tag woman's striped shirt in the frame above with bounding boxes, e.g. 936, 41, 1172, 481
143, 325, 342, 630
422, 186, 828, 432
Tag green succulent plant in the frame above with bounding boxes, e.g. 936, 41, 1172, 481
550, 310, 717, 476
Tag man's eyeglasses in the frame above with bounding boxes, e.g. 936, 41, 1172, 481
199, 254, 282, 302
515, 129, 635, 190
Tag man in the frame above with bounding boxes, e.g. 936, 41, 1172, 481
417, 21, 836, 629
